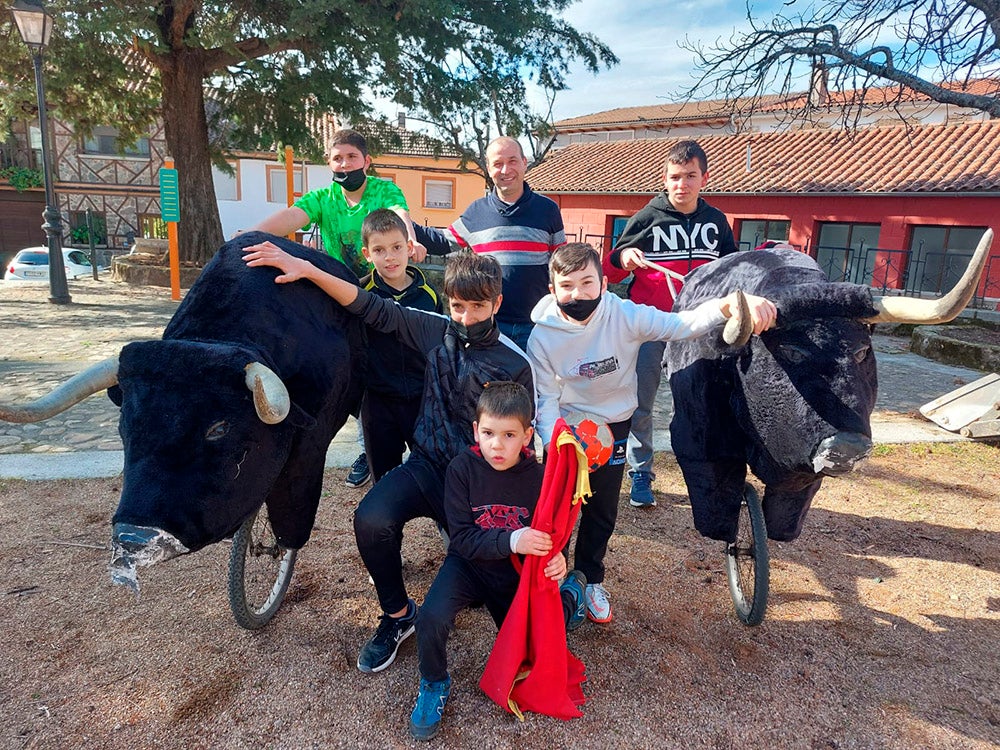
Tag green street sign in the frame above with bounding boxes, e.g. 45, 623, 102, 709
159, 167, 180, 222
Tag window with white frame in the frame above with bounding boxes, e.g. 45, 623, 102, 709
424, 179, 454, 209
266, 165, 304, 204
80, 125, 150, 158
212, 161, 240, 201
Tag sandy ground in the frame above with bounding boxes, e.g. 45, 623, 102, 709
1, 443, 998, 750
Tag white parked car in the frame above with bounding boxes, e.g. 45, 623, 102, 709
4, 246, 103, 282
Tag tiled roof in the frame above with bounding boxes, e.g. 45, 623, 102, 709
554, 78, 999, 131
768, 77, 1000, 111
310, 113, 462, 159
354, 120, 463, 159
553, 97, 781, 129
528, 119, 1000, 195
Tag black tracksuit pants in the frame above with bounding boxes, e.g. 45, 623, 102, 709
354, 455, 446, 615
417, 553, 577, 682
361, 392, 422, 483
569, 418, 631, 585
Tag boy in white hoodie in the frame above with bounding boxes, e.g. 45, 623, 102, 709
526, 242, 776, 623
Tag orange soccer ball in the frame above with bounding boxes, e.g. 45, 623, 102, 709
567, 414, 614, 472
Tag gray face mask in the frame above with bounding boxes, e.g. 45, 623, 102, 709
332, 167, 366, 192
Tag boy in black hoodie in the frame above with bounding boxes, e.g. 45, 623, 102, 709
357, 209, 442, 482
602, 140, 740, 514
409, 382, 587, 741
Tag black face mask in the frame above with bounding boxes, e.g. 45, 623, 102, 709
332, 167, 367, 192
557, 296, 602, 322
452, 316, 495, 345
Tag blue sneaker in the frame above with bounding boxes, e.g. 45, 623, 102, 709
628, 470, 656, 507
560, 569, 587, 632
410, 676, 451, 741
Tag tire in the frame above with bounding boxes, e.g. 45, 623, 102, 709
228, 505, 298, 630
724, 483, 770, 626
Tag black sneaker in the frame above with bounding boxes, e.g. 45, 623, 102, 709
346, 453, 371, 488
357, 599, 417, 673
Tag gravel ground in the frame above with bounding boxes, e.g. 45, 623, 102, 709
2, 444, 998, 750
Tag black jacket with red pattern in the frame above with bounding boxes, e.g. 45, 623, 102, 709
444, 447, 544, 587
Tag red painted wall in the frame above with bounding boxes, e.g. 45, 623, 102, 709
547, 192, 1000, 300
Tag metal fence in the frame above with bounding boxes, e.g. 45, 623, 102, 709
0, 143, 40, 171
813, 243, 999, 309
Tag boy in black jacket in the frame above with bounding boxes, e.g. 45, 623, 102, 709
358, 209, 442, 482
242, 239, 535, 675
409, 382, 587, 741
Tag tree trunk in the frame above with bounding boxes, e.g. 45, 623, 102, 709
159, 48, 223, 265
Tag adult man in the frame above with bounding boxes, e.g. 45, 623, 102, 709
416, 136, 565, 351
603, 140, 740, 508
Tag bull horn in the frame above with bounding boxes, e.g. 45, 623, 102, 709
866, 228, 993, 324
245, 363, 290, 424
0, 356, 119, 423
723, 289, 753, 347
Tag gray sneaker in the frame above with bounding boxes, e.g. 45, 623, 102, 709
628, 470, 656, 507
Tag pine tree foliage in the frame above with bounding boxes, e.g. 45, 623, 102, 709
0, 1, 615, 263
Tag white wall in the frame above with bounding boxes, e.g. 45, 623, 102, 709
214, 158, 333, 239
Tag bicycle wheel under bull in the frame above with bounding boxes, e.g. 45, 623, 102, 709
228, 504, 298, 630
724, 484, 769, 626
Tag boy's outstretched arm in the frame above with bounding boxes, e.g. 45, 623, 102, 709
719, 291, 777, 335
242, 239, 359, 307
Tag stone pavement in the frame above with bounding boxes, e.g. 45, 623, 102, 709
0, 276, 988, 479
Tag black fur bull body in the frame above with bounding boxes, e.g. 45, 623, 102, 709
1, 232, 365, 590
666, 233, 992, 544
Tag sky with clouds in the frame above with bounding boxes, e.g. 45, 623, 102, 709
542, 0, 787, 120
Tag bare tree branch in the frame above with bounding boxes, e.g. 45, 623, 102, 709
682, 0, 1000, 125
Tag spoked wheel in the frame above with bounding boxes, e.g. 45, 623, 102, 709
228, 505, 298, 630
724, 483, 770, 626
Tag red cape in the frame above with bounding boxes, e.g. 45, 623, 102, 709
479, 419, 592, 720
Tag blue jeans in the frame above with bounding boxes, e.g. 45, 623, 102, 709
497, 320, 533, 353
625, 340, 666, 478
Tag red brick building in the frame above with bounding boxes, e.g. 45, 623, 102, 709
528, 119, 1000, 306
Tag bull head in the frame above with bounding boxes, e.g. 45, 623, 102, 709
667, 227, 994, 544
0, 355, 292, 594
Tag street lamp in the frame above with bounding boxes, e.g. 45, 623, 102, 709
11, 0, 70, 304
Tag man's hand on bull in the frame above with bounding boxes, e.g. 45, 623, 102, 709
721, 291, 777, 335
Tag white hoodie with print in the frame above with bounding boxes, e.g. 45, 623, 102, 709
527, 291, 726, 446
